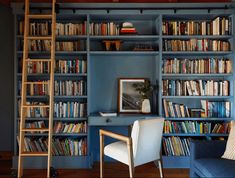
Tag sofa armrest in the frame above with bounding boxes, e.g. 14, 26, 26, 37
190, 140, 226, 160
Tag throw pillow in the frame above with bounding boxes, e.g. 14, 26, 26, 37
222, 121, 235, 160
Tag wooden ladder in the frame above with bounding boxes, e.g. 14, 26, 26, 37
17, 0, 56, 177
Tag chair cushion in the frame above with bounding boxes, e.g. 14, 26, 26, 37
104, 141, 129, 165
222, 121, 235, 160
194, 158, 235, 177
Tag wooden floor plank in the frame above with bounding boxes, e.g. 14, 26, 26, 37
0, 160, 189, 178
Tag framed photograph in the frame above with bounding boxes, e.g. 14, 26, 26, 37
118, 78, 145, 113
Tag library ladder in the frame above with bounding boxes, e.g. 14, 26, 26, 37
17, 0, 56, 177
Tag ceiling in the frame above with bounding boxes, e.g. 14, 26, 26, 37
0, 0, 231, 7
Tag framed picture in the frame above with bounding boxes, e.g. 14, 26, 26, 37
118, 78, 145, 113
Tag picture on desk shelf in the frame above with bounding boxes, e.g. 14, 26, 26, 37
118, 78, 145, 113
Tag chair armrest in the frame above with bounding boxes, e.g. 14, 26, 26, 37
190, 140, 227, 160
99, 129, 131, 143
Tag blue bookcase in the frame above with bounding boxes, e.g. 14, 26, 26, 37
12, 2, 235, 169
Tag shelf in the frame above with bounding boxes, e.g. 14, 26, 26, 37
17, 96, 87, 99
17, 51, 87, 55
90, 35, 159, 40
162, 73, 233, 77
163, 133, 228, 137
90, 51, 159, 55
162, 35, 233, 39
17, 117, 87, 121
21, 133, 88, 136
162, 96, 232, 99
17, 73, 87, 77
165, 117, 233, 121
56, 35, 87, 40
162, 51, 232, 55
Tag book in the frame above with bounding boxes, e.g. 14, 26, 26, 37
99, 111, 117, 117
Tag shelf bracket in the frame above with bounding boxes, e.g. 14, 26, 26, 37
174, 9, 177, 14
107, 9, 110, 14
73, 8, 76, 14
55, 3, 60, 14
208, 8, 211, 14
140, 9, 143, 14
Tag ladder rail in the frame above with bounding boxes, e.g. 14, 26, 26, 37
47, 0, 56, 177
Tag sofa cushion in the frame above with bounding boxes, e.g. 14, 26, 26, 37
222, 121, 235, 160
194, 158, 235, 177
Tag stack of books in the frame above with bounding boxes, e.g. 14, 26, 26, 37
120, 22, 137, 35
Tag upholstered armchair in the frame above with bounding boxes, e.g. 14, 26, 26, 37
99, 118, 165, 178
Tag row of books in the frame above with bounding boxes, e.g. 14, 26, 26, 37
54, 80, 87, 96
54, 102, 87, 118
27, 61, 50, 74
162, 80, 230, 96
162, 58, 232, 74
55, 59, 87, 74
53, 121, 87, 134
18, 21, 51, 36
18, 81, 49, 96
19, 137, 87, 156
163, 39, 230, 51
25, 121, 46, 133
162, 17, 232, 36
164, 121, 229, 134
201, 100, 230, 118
56, 22, 87, 36
163, 137, 190, 156
162, 99, 231, 118
20, 40, 84, 51
17, 101, 87, 118
89, 22, 120, 36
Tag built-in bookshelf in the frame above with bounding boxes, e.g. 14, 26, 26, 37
12, 2, 235, 169
161, 13, 234, 167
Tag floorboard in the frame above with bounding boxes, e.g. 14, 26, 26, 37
0, 160, 189, 178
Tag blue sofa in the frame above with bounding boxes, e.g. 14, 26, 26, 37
190, 140, 235, 178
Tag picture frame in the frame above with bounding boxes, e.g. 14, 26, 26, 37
118, 78, 146, 113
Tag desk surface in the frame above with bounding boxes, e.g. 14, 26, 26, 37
88, 114, 159, 126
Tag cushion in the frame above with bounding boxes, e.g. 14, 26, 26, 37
222, 121, 235, 160
194, 158, 235, 177
104, 141, 129, 165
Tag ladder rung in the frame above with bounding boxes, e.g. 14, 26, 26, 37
21, 152, 48, 157
23, 81, 49, 85
28, 14, 52, 19
21, 128, 49, 132
25, 59, 51, 62
26, 36, 52, 40
22, 105, 50, 108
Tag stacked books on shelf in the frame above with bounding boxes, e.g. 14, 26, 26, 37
54, 102, 87, 118
18, 21, 87, 36
89, 22, 120, 36
26, 61, 50, 74
56, 22, 87, 35
28, 40, 51, 51
163, 39, 230, 51
55, 41, 83, 51
162, 17, 232, 36
162, 57, 232, 74
120, 22, 137, 35
55, 59, 87, 74
162, 137, 190, 156
164, 121, 229, 134
163, 99, 230, 118
18, 101, 49, 118
18, 80, 49, 96
53, 121, 87, 134
19, 137, 87, 156
25, 121, 47, 133
54, 80, 87, 96
162, 79, 229, 96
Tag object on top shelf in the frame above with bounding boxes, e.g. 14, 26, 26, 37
133, 43, 154, 51
120, 22, 137, 35
103, 40, 122, 51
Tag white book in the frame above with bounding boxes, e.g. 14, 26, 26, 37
99, 111, 117, 117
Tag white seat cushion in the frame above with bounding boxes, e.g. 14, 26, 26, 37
104, 141, 129, 165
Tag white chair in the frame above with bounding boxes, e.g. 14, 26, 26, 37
99, 118, 165, 178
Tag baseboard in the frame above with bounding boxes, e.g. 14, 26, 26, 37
0, 151, 13, 161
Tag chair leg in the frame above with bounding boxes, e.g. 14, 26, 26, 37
127, 140, 134, 178
100, 134, 104, 178
158, 160, 164, 178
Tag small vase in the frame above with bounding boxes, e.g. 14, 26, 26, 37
141, 99, 151, 114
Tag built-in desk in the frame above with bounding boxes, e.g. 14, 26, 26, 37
88, 114, 159, 126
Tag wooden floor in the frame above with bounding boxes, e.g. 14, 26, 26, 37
0, 159, 189, 178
